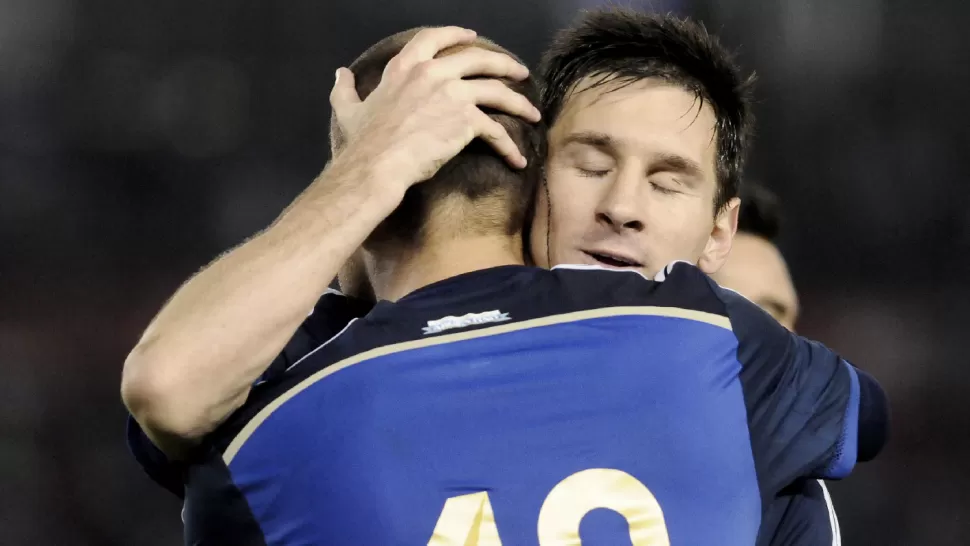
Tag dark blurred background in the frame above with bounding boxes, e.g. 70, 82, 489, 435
2, 0, 967, 543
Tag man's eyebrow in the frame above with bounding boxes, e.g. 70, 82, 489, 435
650, 152, 705, 180
560, 131, 621, 154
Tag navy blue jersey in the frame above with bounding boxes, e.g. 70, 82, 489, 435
128, 262, 883, 545
255, 288, 373, 385
758, 480, 840, 546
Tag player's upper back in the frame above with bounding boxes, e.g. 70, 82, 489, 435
205, 263, 870, 546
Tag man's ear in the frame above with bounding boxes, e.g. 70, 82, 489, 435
697, 197, 740, 275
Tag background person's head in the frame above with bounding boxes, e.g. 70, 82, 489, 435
329, 27, 545, 256
711, 184, 799, 330
530, 8, 755, 278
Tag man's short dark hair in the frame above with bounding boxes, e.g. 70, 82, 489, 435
737, 183, 782, 241
539, 8, 755, 212
330, 28, 544, 248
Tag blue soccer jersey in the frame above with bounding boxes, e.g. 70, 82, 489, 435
128, 263, 887, 545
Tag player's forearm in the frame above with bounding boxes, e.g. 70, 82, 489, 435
121, 155, 403, 457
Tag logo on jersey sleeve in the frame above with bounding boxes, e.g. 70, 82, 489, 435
422, 310, 511, 335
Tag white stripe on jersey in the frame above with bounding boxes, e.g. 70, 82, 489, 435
819, 480, 841, 546
551, 260, 700, 283
284, 318, 358, 373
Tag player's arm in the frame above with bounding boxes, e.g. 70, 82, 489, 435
124, 288, 371, 499
121, 151, 401, 460
121, 26, 541, 460
716, 281, 889, 483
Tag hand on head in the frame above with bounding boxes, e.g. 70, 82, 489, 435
328, 26, 541, 190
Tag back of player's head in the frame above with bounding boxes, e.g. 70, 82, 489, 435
539, 8, 755, 212
330, 28, 544, 248
737, 183, 782, 242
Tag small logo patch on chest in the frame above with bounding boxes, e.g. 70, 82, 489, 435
422, 310, 511, 335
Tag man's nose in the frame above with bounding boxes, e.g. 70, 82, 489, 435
595, 169, 645, 232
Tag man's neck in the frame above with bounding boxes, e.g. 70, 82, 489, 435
367, 234, 525, 302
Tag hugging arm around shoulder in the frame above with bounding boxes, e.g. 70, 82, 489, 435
714, 277, 889, 485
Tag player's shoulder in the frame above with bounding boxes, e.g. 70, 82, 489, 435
546, 261, 729, 318
300, 288, 374, 345
256, 288, 373, 386
544, 262, 796, 346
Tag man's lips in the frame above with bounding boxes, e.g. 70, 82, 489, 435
581, 250, 643, 268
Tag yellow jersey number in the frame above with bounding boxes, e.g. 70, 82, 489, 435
427, 468, 671, 545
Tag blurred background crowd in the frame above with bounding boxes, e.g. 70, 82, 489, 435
2, 0, 968, 543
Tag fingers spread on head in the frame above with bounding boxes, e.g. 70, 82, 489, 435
466, 79, 541, 122
395, 26, 477, 70
432, 47, 530, 81
473, 111, 527, 169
